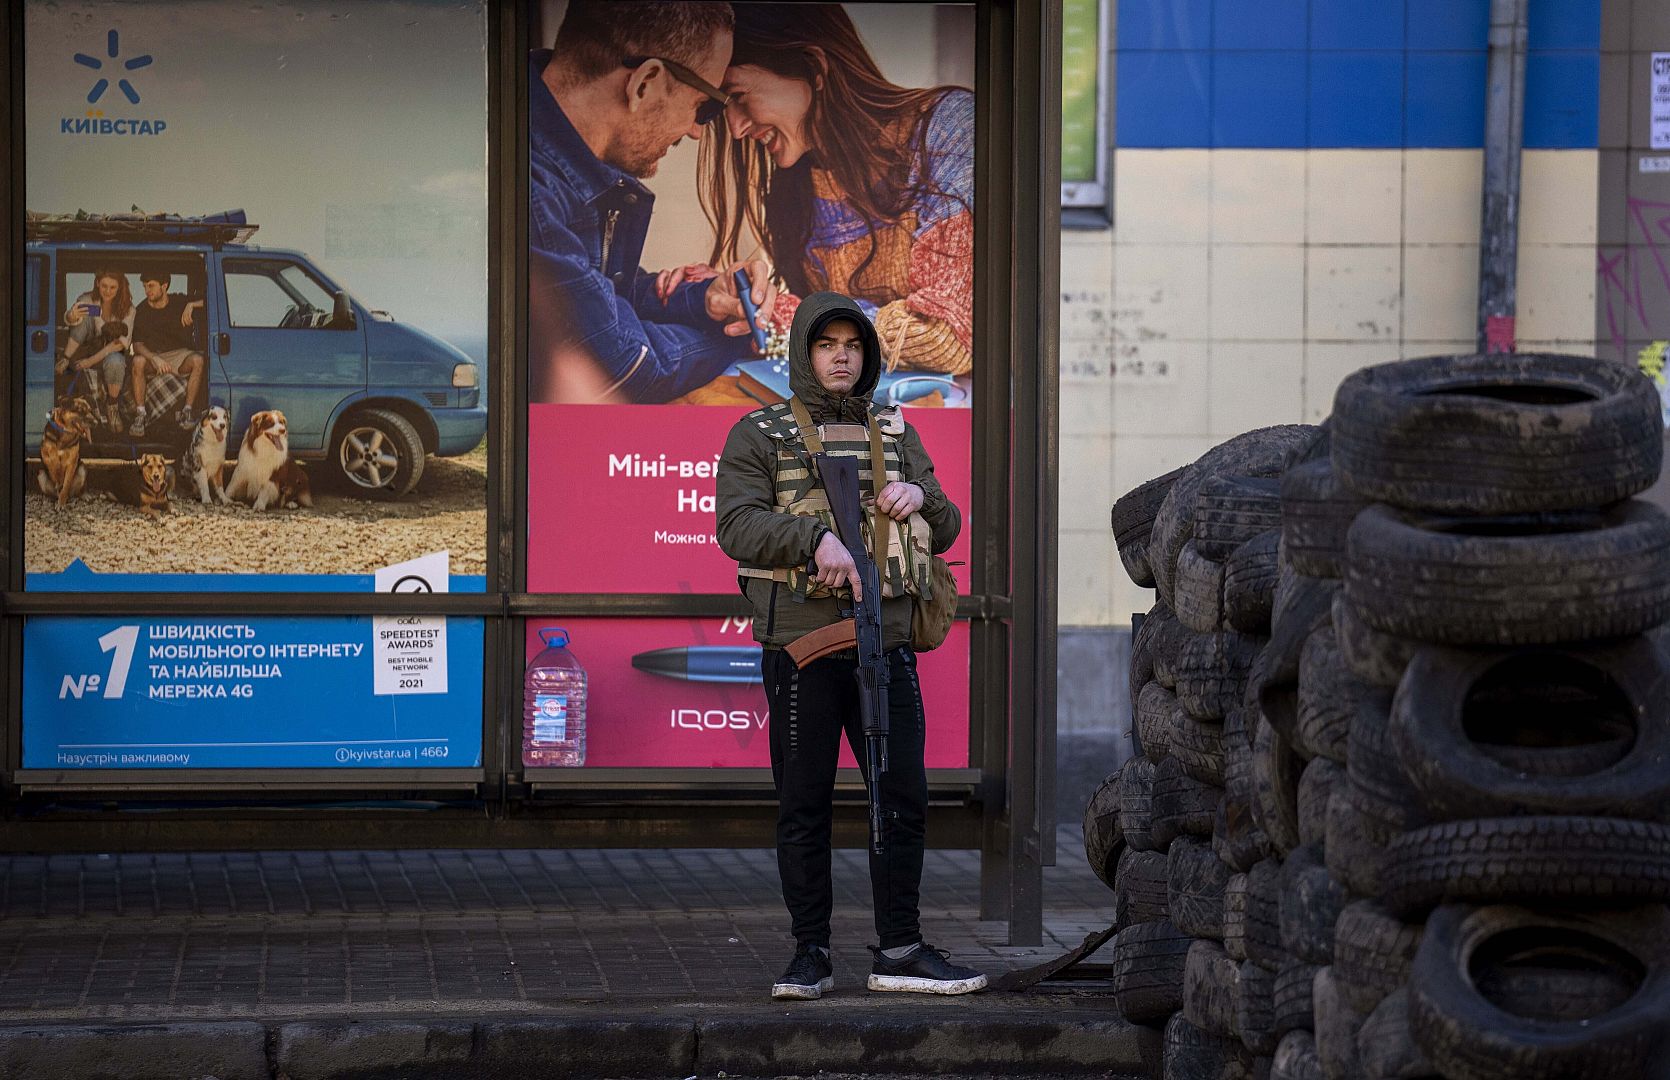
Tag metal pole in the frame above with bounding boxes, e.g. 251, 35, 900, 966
1476, 0, 1528, 353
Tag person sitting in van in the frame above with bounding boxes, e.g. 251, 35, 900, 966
127, 272, 207, 437
60, 269, 135, 431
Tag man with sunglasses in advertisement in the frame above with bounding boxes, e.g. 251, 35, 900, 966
531, 0, 775, 403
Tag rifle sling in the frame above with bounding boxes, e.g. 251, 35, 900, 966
788, 395, 891, 576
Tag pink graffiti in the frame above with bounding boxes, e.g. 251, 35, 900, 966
1598, 198, 1670, 356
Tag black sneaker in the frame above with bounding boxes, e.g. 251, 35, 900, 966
866, 943, 988, 995
771, 943, 834, 1001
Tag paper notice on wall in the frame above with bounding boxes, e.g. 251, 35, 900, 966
1653, 54, 1670, 150
373, 552, 449, 696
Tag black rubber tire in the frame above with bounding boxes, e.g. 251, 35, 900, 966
1120, 756, 1160, 852
1280, 459, 1364, 580
1237, 959, 1278, 1056
1244, 857, 1286, 972
1224, 531, 1281, 634
1295, 758, 1341, 849
1164, 1011, 1256, 1080
1344, 500, 1670, 647
1219, 710, 1275, 873
1136, 682, 1178, 764
328, 406, 427, 499
1185, 939, 1244, 1038
1152, 614, 1191, 692
1310, 966, 1365, 1080
1152, 755, 1223, 849
1150, 426, 1323, 607
1271, 1030, 1323, 1080
1389, 637, 1670, 823
1223, 872, 1250, 961
1131, 604, 1169, 712
1170, 835, 1232, 940
1382, 816, 1670, 917
1176, 542, 1229, 633
1272, 960, 1320, 1037
1278, 843, 1347, 967
1355, 987, 1436, 1080
1178, 632, 1262, 723
1294, 628, 1354, 765
1173, 713, 1227, 786
1332, 900, 1423, 1015
1330, 591, 1414, 689
1142, 607, 1182, 701
1325, 773, 1424, 901
1085, 768, 1126, 887
1253, 576, 1339, 745
1114, 846, 1171, 928
1112, 920, 1194, 1025
1345, 686, 1425, 816
1330, 351, 1663, 515
1115, 467, 1183, 588
1409, 903, 1670, 1080
1196, 475, 1285, 561
1251, 719, 1303, 856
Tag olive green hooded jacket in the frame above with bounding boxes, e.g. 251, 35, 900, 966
715, 292, 962, 649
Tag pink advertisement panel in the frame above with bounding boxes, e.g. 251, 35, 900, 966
527, 404, 971, 594
523, 617, 970, 768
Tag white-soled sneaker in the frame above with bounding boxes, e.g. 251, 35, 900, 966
771, 943, 834, 1001
866, 942, 988, 994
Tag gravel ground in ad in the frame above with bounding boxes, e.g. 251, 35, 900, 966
24, 442, 488, 578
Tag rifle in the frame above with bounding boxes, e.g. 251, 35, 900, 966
812, 451, 891, 856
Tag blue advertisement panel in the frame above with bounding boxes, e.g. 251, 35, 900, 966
23, 616, 484, 769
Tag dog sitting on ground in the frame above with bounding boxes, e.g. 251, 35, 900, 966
125, 453, 174, 520
177, 405, 232, 505
271, 459, 313, 510
37, 394, 95, 507
226, 409, 295, 511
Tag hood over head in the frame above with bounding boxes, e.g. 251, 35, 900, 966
787, 291, 881, 423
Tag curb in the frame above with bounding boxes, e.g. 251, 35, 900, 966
0, 1004, 1161, 1079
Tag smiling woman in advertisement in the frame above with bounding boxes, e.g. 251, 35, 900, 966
698, 4, 974, 381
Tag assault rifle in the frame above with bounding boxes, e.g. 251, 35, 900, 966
814, 453, 890, 856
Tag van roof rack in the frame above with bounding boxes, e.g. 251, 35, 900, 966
25, 209, 259, 247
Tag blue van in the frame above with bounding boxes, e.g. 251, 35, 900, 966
24, 210, 485, 499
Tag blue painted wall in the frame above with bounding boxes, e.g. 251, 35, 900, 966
1116, 0, 1600, 148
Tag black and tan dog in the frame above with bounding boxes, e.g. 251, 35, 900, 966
135, 454, 174, 519
36, 394, 95, 507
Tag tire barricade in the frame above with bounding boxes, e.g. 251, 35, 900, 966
1094, 353, 1670, 1079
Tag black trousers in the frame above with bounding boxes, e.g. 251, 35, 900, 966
763, 645, 929, 950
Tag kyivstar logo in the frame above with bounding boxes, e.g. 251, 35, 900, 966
61, 28, 167, 137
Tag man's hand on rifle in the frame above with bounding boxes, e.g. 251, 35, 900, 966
813, 530, 862, 601
875, 481, 924, 522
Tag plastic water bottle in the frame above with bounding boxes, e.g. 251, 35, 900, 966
524, 628, 587, 767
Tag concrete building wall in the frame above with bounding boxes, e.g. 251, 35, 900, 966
1053, 0, 1609, 823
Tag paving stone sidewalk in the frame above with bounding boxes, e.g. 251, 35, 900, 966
0, 827, 1114, 1019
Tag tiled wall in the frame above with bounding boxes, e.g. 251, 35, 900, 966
1059, 0, 1606, 628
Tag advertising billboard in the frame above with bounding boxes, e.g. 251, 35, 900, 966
523, 1, 976, 768
19, 0, 490, 767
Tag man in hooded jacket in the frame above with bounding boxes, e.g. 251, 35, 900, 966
716, 292, 987, 1000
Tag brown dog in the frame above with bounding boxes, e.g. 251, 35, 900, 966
271, 459, 314, 509
37, 395, 94, 507
133, 454, 174, 520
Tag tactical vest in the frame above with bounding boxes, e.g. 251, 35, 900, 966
736, 398, 935, 602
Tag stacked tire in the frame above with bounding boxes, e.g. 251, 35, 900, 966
1107, 424, 1323, 1078
1100, 352, 1670, 1080
1325, 353, 1670, 1080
